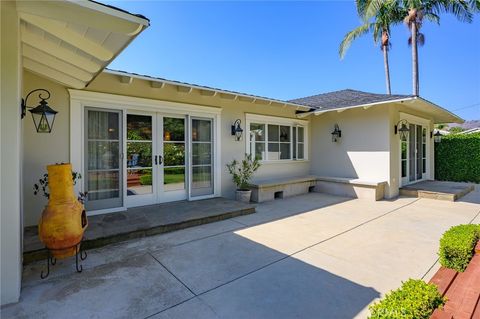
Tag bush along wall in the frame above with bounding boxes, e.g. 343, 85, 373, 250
435, 132, 480, 183
439, 224, 480, 272
368, 279, 445, 319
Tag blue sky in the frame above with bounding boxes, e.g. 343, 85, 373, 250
105, 1, 480, 120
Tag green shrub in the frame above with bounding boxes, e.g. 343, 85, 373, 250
435, 132, 480, 183
140, 174, 152, 185
368, 279, 445, 319
439, 224, 480, 272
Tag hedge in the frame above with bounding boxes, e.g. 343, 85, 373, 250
139, 174, 152, 185
368, 279, 445, 319
435, 132, 480, 183
439, 224, 480, 272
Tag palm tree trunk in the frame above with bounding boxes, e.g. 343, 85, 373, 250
383, 45, 391, 95
411, 22, 419, 96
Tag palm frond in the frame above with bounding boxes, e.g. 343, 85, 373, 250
424, 12, 440, 24
339, 23, 373, 59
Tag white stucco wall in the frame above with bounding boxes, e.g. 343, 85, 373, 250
1, 0, 23, 305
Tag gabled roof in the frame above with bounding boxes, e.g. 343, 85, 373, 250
289, 89, 413, 110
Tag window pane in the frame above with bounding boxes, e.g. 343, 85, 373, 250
164, 117, 185, 141
192, 143, 211, 165
298, 143, 304, 159
192, 119, 211, 142
268, 125, 279, 142
87, 171, 120, 200
280, 126, 290, 142
164, 167, 185, 191
127, 114, 152, 140
250, 123, 265, 142
164, 143, 185, 166
401, 141, 407, 160
192, 166, 211, 189
401, 160, 407, 178
268, 143, 280, 160
422, 144, 426, 157
254, 142, 265, 160
88, 111, 119, 140
88, 141, 119, 170
127, 169, 152, 196
423, 159, 426, 173
280, 143, 291, 159
298, 127, 304, 143
127, 142, 152, 168
293, 128, 297, 159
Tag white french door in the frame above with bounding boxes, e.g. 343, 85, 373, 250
400, 123, 428, 186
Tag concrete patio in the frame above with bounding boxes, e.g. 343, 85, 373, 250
2, 188, 480, 319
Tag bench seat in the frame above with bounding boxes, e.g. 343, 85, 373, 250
314, 176, 387, 201
250, 176, 317, 203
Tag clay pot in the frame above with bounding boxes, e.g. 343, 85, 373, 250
38, 163, 88, 259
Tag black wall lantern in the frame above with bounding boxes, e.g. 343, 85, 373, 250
21, 89, 58, 133
394, 119, 410, 141
433, 131, 442, 143
331, 124, 341, 142
231, 119, 243, 141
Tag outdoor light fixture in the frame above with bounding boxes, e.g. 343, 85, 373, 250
231, 119, 243, 141
331, 124, 342, 142
394, 119, 410, 141
434, 131, 442, 143
21, 89, 58, 133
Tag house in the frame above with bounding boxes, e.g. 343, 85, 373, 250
0, 0, 463, 305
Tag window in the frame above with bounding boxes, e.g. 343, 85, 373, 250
422, 128, 427, 174
247, 115, 307, 162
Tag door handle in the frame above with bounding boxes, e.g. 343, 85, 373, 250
154, 155, 158, 165
158, 155, 163, 165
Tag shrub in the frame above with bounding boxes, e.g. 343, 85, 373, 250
226, 154, 260, 190
140, 174, 152, 185
439, 224, 480, 272
435, 132, 480, 183
368, 279, 445, 319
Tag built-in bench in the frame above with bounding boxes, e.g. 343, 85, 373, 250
314, 176, 387, 201
250, 175, 388, 202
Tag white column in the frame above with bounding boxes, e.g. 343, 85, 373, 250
1, 0, 23, 305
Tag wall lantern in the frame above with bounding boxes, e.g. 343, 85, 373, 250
331, 124, 342, 142
433, 131, 442, 143
21, 89, 58, 133
231, 119, 243, 141
394, 119, 410, 141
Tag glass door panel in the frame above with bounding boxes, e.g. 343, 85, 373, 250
84, 108, 122, 211
163, 117, 186, 193
126, 114, 154, 198
191, 118, 213, 197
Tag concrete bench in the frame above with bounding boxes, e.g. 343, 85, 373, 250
250, 176, 318, 203
314, 176, 387, 201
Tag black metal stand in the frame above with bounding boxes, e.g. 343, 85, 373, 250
41, 239, 87, 279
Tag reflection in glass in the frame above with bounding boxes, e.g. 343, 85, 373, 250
164, 167, 185, 191
280, 126, 290, 142
127, 114, 152, 140
88, 141, 119, 170
250, 123, 265, 141
268, 143, 280, 160
253, 142, 265, 160
88, 111, 119, 140
192, 119, 211, 141
191, 118, 213, 197
298, 127, 304, 142
298, 144, 304, 159
268, 125, 279, 142
164, 117, 185, 141
164, 143, 185, 166
280, 143, 291, 159
127, 142, 152, 168
192, 166, 211, 189
87, 171, 120, 201
192, 143, 211, 165
127, 169, 152, 196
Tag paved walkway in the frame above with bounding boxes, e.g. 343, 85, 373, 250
2, 189, 480, 319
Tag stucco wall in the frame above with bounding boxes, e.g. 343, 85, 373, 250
1, 0, 22, 305
22, 71, 310, 226
309, 105, 392, 194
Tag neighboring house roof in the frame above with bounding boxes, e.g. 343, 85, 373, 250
290, 89, 463, 124
289, 89, 413, 110
18, 0, 149, 89
103, 69, 311, 111
459, 128, 480, 134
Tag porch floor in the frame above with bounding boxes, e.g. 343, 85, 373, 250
23, 197, 256, 264
399, 180, 475, 201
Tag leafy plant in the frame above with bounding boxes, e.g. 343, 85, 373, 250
368, 279, 445, 319
435, 132, 480, 183
226, 154, 261, 190
33, 169, 88, 203
139, 174, 152, 185
439, 224, 480, 272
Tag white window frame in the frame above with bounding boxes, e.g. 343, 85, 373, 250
69, 89, 222, 216
245, 113, 308, 163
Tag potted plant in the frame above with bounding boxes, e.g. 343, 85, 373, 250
226, 154, 260, 203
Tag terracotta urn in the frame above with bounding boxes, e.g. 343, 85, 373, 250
38, 163, 88, 259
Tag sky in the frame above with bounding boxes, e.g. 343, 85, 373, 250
105, 1, 480, 121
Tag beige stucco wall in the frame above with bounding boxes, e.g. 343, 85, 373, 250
22, 71, 310, 226
1, 0, 22, 305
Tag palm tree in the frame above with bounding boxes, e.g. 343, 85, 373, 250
340, 1, 405, 94
402, 0, 473, 96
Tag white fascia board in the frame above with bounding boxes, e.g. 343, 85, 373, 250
313, 97, 415, 115
103, 69, 311, 111
415, 97, 464, 124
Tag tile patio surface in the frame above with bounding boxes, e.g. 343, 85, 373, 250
2, 189, 480, 319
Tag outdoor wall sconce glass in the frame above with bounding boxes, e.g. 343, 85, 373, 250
331, 124, 341, 142
433, 131, 442, 143
394, 119, 410, 141
231, 119, 243, 141
21, 89, 58, 133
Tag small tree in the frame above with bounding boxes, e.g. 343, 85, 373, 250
226, 154, 260, 190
